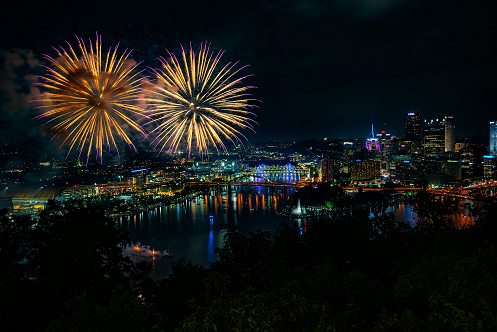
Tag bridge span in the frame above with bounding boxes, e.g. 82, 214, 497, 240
189, 180, 303, 188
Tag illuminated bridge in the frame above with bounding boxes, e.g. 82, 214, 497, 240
190, 164, 310, 187
463, 180, 497, 191
246, 164, 309, 176
189, 180, 308, 188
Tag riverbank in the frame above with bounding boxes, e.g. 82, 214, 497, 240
106, 191, 206, 218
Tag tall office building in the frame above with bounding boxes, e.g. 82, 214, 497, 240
444, 116, 455, 152
321, 155, 334, 182
366, 124, 381, 152
376, 128, 393, 171
483, 155, 497, 179
423, 119, 445, 158
490, 121, 497, 156
404, 112, 421, 142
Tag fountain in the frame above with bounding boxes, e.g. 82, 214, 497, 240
293, 198, 302, 215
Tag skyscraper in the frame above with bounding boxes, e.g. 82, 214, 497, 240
321, 155, 334, 182
490, 121, 497, 156
365, 124, 381, 152
423, 119, 445, 158
483, 155, 497, 179
444, 116, 455, 152
404, 112, 421, 142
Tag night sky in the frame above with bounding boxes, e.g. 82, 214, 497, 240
0, 0, 495, 157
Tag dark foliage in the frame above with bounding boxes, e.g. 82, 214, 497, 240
2, 190, 497, 331
0, 202, 154, 331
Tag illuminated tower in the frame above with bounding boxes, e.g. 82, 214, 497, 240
366, 124, 381, 152
423, 119, 445, 158
444, 116, 455, 152
321, 155, 333, 182
404, 112, 421, 142
490, 121, 497, 156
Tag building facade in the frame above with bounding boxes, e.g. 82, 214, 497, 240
350, 160, 380, 183
404, 112, 421, 142
483, 155, 497, 179
444, 160, 462, 181
423, 119, 445, 158
321, 155, 334, 182
444, 116, 455, 152
490, 121, 497, 156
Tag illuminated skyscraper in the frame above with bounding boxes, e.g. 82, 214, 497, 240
321, 155, 334, 182
376, 128, 393, 171
404, 112, 421, 142
444, 116, 455, 152
423, 119, 445, 158
490, 121, 497, 156
366, 124, 381, 152
483, 155, 497, 178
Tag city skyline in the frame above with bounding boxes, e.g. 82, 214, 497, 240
0, 0, 495, 154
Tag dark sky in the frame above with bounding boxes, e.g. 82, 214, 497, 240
0, 0, 495, 156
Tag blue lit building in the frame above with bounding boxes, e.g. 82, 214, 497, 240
490, 121, 497, 156
483, 155, 496, 179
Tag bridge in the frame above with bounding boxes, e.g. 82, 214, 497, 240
341, 186, 476, 199
195, 164, 310, 188
231, 174, 272, 183
463, 181, 497, 191
246, 164, 309, 176
189, 180, 306, 188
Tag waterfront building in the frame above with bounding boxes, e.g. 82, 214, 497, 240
404, 112, 421, 142
444, 116, 455, 152
0, 187, 65, 216
490, 121, 497, 156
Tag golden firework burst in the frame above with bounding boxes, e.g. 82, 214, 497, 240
144, 42, 258, 157
36, 34, 147, 162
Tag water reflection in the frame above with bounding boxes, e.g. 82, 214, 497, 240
120, 183, 475, 281
206, 229, 214, 267
121, 186, 299, 280
386, 198, 473, 228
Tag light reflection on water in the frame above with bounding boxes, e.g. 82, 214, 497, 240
386, 198, 473, 228
118, 177, 474, 280
119, 183, 302, 280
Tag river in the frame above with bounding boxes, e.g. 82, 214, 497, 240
117, 185, 307, 280
117, 185, 473, 280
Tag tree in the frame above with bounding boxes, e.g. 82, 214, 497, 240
47, 286, 166, 332
0, 204, 154, 331
410, 190, 456, 231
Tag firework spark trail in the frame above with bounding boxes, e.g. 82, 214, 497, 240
34, 33, 147, 163
143, 42, 258, 158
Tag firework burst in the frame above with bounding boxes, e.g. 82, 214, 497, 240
35, 34, 146, 162
144, 42, 258, 157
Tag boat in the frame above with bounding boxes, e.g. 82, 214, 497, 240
123, 243, 174, 259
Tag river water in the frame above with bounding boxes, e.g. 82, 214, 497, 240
117, 184, 473, 280
117, 185, 307, 280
